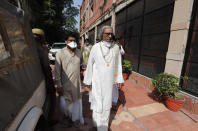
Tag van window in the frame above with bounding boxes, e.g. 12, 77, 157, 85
0, 9, 31, 62
0, 32, 10, 62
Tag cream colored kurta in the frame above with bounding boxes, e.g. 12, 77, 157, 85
83, 41, 124, 113
54, 47, 82, 104
81, 44, 92, 65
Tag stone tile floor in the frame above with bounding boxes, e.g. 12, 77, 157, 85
51, 72, 198, 131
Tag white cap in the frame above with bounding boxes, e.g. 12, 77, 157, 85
67, 41, 77, 49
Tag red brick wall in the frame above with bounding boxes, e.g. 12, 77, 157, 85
88, 0, 101, 29
80, 0, 88, 33
80, 0, 129, 35
80, 0, 114, 35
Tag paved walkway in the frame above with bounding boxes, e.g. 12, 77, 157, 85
53, 74, 198, 131
110, 78, 198, 131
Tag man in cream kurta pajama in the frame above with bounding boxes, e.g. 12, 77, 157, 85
83, 26, 124, 131
55, 35, 84, 127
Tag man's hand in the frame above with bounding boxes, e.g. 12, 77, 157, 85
57, 87, 64, 96
84, 85, 91, 92
117, 83, 124, 89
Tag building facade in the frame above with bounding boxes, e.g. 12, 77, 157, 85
80, 0, 198, 114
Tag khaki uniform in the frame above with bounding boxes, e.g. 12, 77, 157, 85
37, 44, 55, 93
81, 44, 92, 66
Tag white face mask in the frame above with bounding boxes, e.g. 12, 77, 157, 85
67, 41, 77, 49
103, 41, 112, 48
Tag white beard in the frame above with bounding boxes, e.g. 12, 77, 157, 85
102, 41, 112, 48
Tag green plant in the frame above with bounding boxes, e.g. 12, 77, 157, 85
152, 73, 186, 99
122, 60, 132, 74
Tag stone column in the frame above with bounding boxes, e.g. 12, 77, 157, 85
17, 0, 22, 9
111, 11, 116, 34
94, 26, 97, 43
111, 0, 116, 34
165, 0, 194, 77
82, 35, 85, 46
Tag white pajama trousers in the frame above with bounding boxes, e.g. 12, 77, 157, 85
112, 84, 119, 103
59, 96, 84, 124
92, 110, 110, 131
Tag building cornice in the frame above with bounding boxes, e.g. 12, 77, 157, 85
80, 0, 137, 36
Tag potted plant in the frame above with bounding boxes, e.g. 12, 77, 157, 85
122, 60, 132, 80
152, 73, 186, 112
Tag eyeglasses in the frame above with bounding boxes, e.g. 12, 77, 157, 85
103, 33, 113, 36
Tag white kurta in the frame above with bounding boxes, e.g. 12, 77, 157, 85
83, 41, 124, 113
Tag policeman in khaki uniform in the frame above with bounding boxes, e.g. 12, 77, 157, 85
81, 38, 93, 67
32, 28, 56, 122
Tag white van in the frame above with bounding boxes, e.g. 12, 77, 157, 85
0, 1, 52, 130
48, 42, 66, 61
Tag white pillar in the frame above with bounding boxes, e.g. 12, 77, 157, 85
111, 12, 116, 34
165, 0, 194, 77
17, 0, 21, 9
94, 26, 98, 43
111, 0, 116, 34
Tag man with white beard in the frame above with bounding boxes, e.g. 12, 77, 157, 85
83, 26, 124, 131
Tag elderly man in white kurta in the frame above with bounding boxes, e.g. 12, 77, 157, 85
55, 33, 84, 128
83, 26, 124, 131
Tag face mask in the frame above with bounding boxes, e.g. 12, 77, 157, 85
67, 41, 77, 49
103, 41, 112, 48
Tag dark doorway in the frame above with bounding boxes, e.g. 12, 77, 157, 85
182, 0, 198, 97
115, 0, 175, 78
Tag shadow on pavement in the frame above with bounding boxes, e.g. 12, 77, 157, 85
147, 89, 165, 103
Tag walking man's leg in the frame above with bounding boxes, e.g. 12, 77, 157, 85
92, 110, 110, 131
